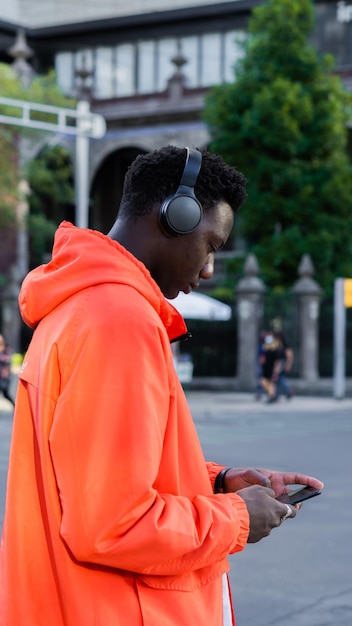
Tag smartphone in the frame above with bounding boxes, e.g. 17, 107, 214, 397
276, 485, 321, 505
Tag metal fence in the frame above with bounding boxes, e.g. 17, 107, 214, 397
180, 293, 352, 379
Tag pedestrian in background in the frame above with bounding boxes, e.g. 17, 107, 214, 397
0, 146, 323, 626
259, 331, 282, 403
274, 330, 294, 399
0, 334, 15, 407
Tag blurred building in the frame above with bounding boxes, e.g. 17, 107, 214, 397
0, 0, 352, 234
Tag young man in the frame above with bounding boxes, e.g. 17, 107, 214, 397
0, 146, 323, 626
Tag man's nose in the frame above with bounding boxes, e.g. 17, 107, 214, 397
199, 254, 214, 280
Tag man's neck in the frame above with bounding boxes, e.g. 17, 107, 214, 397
108, 218, 153, 270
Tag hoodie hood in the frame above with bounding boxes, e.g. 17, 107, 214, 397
19, 221, 188, 342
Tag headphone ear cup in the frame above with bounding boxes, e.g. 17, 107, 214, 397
159, 147, 203, 236
159, 194, 203, 235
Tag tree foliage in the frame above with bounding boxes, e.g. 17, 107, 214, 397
0, 63, 75, 111
203, 0, 352, 292
27, 144, 74, 268
0, 63, 75, 281
0, 141, 17, 286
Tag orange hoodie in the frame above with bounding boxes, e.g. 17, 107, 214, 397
0, 222, 249, 625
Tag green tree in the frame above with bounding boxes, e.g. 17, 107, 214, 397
203, 0, 352, 292
0, 63, 75, 279
27, 144, 75, 268
0, 127, 18, 288
0, 64, 75, 112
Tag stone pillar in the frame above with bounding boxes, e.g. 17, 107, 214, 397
236, 254, 266, 390
292, 254, 322, 382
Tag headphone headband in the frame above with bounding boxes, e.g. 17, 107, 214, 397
179, 148, 202, 187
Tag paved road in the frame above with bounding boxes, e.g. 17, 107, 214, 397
187, 392, 352, 626
1, 392, 352, 625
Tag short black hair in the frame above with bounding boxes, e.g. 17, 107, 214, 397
118, 145, 247, 218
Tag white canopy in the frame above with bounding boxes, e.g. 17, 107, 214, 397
168, 291, 232, 321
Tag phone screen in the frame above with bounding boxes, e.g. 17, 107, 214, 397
277, 485, 321, 505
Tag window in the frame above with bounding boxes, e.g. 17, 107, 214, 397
115, 44, 135, 96
95, 47, 114, 98
55, 52, 74, 95
137, 40, 155, 93
200, 33, 222, 87
180, 36, 199, 88
157, 38, 177, 92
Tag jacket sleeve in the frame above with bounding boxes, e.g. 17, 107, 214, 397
207, 462, 226, 491
49, 291, 249, 576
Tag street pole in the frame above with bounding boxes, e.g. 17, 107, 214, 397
16, 179, 30, 279
333, 278, 346, 399
75, 101, 90, 229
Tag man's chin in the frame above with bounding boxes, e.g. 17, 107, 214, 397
164, 286, 187, 300
164, 290, 179, 300
164, 285, 192, 299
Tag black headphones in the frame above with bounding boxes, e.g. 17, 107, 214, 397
159, 147, 203, 235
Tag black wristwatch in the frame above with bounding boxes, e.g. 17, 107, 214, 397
214, 467, 233, 493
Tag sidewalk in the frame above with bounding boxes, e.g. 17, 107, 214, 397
189, 376, 352, 396
2, 389, 352, 416
185, 389, 352, 418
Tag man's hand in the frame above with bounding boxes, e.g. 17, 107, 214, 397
223, 468, 324, 498
250, 469, 324, 498
235, 485, 297, 543
222, 468, 324, 543
223, 468, 271, 492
